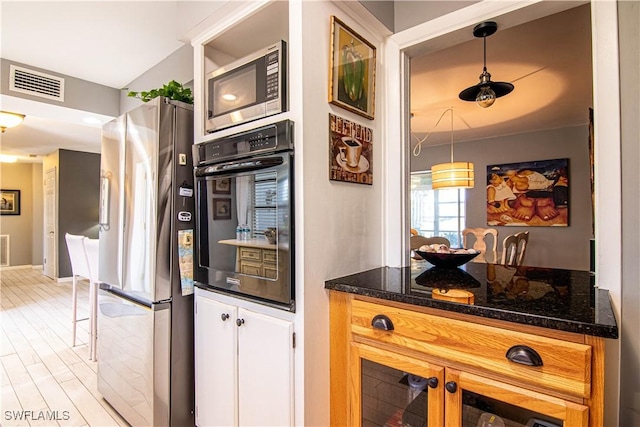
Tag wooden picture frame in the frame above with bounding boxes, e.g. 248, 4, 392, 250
329, 16, 376, 120
213, 178, 231, 194
0, 189, 20, 215
212, 198, 232, 220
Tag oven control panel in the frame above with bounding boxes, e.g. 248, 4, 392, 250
197, 120, 293, 166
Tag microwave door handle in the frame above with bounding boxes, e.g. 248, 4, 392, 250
195, 157, 284, 177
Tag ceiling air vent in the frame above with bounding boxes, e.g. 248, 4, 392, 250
9, 65, 65, 102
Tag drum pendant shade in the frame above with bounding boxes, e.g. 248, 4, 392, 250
430, 108, 475, 189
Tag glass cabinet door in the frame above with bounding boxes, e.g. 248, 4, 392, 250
444, 369, 588, 427
350, 343, 444, 427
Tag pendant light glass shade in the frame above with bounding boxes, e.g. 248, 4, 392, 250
458, 22, 513, 108
431, 162, 475, 189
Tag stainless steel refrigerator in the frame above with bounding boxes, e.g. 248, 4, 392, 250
97, 97, 195, 427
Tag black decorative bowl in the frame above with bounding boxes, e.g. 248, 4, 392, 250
414, 250, 479, 268
414, 266, 482, 289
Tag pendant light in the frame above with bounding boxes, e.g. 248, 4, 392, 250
458, 21, 513, 108
0, 111, 25, 133
429, 108, 474, 189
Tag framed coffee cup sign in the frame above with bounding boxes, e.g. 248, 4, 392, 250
329, 113, 373, 185
329, 16, 376, 120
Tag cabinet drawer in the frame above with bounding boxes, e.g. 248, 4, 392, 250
240, 247, 262, 261
263, 250, 277, 264
264, 266, 278, 279
351, 299, 592, 398
240, 262, 262, 276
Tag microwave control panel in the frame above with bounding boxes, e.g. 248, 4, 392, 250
265, 49, 280, 101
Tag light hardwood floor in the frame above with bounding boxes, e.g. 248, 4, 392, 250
1, 267, 129, 427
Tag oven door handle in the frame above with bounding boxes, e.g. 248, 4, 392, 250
195, 156, 284, 177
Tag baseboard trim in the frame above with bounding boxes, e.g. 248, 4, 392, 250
0, 264, 33, 271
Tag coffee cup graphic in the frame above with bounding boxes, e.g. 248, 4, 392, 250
339, 136, 362, 168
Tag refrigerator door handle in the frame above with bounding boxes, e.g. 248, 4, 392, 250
99, 172, 111, 230
99, 284, 155, 309
100, 285, 172, 312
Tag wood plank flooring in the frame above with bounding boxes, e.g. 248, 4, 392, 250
0, 268, 129, 427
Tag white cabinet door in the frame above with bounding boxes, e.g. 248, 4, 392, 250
237, 308, 294, 426
195, 296, 238, 427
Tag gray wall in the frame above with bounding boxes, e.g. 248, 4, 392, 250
619, 0, 639, 424
394, 1, 479, 33
360, 0, 480, 34
0, 59, 120, 117
57, 149, 101, 278
412, 125, 592, 270
360, 1, 395, 31
120, 44, 194, 114
0, 163, 35, 266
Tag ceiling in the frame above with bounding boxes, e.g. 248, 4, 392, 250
0, 2, 592, 163
409, 3, 592, 147
0, 1, 187, 162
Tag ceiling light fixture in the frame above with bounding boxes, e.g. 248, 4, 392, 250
0, 154, 18, 163
0, 111, 25, 133
412, 108, 475, 190
83, 117, 102, 125
458, 21, 514, 108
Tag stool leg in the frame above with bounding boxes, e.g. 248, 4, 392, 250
71, 275, 78, 347
89, 281, 97, 361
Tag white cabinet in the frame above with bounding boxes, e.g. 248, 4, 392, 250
195, 291, 294, 426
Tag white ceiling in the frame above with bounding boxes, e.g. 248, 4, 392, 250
1, 1, 185, 89
0, 0, 187, 162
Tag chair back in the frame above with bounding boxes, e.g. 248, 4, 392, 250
501, 231, 529, 266
462, 228, 498, 263
65, 233, 91, 279
83, 238, 99, 283
410, 235, 451, 250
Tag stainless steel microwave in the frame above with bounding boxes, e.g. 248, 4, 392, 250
205, 41, 287, 133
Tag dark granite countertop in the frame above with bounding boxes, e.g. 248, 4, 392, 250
325, 260, 618, 339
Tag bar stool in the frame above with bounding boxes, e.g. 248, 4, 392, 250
64, 233, 99, 361
84, 237, 99, 361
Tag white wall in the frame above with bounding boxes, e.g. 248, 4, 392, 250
299, 2, 389, 424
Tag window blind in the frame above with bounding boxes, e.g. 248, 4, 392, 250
252, 172, 277, 236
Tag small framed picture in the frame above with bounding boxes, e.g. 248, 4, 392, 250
213, 198, 231, 220
213, 178, 231, 194
329, 15, 376, 120
0, 189, 20, 215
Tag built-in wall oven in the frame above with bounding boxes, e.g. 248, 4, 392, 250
194, 120, 294, 311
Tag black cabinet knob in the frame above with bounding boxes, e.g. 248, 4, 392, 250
371, 314, 394, 331
445, 381, 457, 393
236, 318, 245, 327
221, 313, 229, 321
427, 377, 439, 389
506, 345, 543, 367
